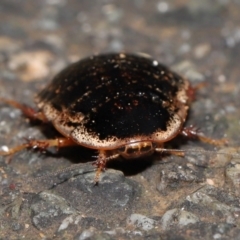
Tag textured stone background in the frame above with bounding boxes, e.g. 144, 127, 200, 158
0, 0, 240, 239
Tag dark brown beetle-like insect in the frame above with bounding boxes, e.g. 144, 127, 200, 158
0, 53, 227, 182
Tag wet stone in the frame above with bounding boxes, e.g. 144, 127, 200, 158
74, 231, 113, 240
161, 208, 199, 230
53, 214, 108, 236
0, 195, 23, 220
156, 161, 205, 194
54, 169, 140, 220
76, 227, 96, 240
163, 222, 240, 240
208, 147, 240, 168
30, 190, 77, 230
57, 214, 80, 232
225, 159, 240, 196
126, 213, 157, 231
184, 185, 240, 224
76, 217, 107, 233
11, 221, 22, 231
23, 162, 96, 193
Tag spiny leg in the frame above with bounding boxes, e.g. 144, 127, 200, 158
0, 138, 78, 157
155, 125, 228, 158
93, 150, 119, 184
181, 125, 228, 146
0, 98, 47, 122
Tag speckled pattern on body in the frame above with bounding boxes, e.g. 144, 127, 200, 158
36, 53, 190, 150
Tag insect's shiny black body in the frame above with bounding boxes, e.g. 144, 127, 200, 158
2, 52, 228, 183
37, 53, 189, 149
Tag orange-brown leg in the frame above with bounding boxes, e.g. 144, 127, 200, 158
93, 150, 119, 184
0, 138, 78, 156
155, 147, 185, 157
93, 150, 107, 184
163, 149, 185, 157
181, 125, 228, 146
0, 98, 47, 122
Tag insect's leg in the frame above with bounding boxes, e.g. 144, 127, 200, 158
93, 150, 119, 184
0, 138, 78, 156
0, 98, 48, 122
155, 147, 185, 157
181, 125, 228, 146
93, 150, 107, 184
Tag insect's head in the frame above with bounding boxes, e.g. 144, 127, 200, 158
117, 140, 157, 159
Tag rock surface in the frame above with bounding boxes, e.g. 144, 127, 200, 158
0, 0, 240, 239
